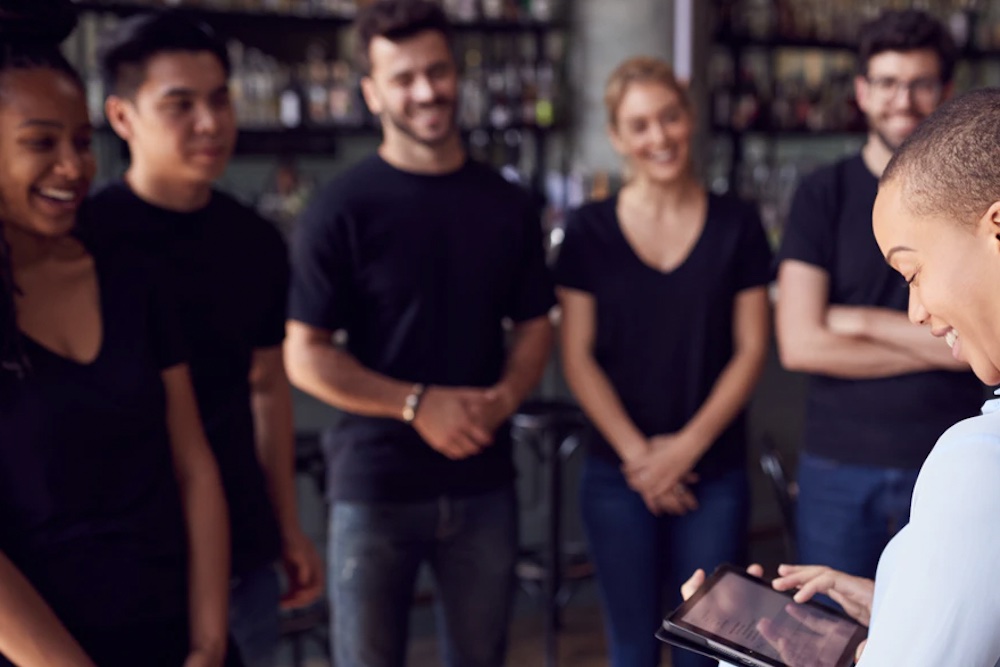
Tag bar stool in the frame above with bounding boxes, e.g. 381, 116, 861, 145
280, 431, 331, 667
758, 437, 798, 562
512, 398, 592, 667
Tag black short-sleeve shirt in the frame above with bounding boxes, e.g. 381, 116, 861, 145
0, 238, 188, 638
776, 154, 982, 468
553, 193, 772, 478
290, 154, 556, 502
83, 181, 286, 575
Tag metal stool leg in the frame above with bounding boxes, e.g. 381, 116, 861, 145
545, 429, 562, 667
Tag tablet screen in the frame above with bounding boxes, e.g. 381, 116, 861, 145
670, 567, 865, 667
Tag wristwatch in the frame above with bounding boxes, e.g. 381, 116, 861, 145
402, 383, 426, 423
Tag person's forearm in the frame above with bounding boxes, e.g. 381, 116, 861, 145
176, 447, 230, 661
683, 345, 768, 459
285, 341, 411, 419
778, 325, 937, 378
493, 316, 554, 414
250, 375, 303, 544
562, 350, 647, 462
841, 306, 968, 370
0, 553, 95, 667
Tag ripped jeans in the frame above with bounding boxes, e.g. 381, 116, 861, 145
328, 486, 517, 667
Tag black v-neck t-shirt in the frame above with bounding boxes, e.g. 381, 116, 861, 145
776, 154, 982, 468
553, 193, 772, 478
0, 237, 188, 637
83, 182, 286, 575
290, 154, 556, 502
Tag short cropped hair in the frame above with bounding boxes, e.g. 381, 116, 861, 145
98, 10, 230, 99
858, 9, 958, 83
353, 0, 452, 75
604, 57, 690, 129
882, 88, 1000, 224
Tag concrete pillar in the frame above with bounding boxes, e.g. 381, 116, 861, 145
568, 0, 674, 174
567, 0, 713, 178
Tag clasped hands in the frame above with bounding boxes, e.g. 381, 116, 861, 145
411, 384, 515, 460
681, 564, 874, 665
622, 432, 702, 516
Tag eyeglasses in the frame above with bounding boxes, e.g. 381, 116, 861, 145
865, 76, 943, 103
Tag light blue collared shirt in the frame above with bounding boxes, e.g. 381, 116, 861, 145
720, 390, 1000, 667
856, 390, 1000, 666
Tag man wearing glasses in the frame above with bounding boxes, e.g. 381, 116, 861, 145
774, 9, 982, 584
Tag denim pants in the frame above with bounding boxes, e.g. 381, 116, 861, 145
796, 452, 920, 580
229, 563, 281, 667
329, 485, 518, 667
580, 455, 749, 667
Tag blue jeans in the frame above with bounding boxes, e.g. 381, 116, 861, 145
329, 485, 518, 667
796, 453, 920, 580
229, 564, 281, 667
580, 456, 749, 667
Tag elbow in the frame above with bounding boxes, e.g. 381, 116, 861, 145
777, 340, 814, 373
283, 340, 314, 393
775, 317, 820, 373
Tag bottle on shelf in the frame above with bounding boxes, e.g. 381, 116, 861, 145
304, 43, 330, 126
486, 39, 514, 129
278, 64, 303, 129
327, 59, 364, 127
459, 39, 487, 129
518, 34, 539, 127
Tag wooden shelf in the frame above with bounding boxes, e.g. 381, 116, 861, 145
71, 1, 567, 33
712, 124, 866, 139
714, 31, 1000, 60
95, 122, 562, 155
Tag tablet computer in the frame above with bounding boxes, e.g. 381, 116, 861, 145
657, 564, 867, 667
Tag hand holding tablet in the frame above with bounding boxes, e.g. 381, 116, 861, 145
660, 564, 868, 667
771, 564, 874, 627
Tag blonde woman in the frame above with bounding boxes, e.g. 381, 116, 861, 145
554, 58, 771, 667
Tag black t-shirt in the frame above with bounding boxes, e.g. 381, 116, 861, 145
0, 238, 188, 639
83, 181, 285, 575
553, 193, 772, 478
777, 154, 982, 468
289, 154, 556, 502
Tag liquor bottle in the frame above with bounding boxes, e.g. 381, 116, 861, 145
730, 67, 761, 131
244, 48, 268, 127
530, 0, 555, 22
305, 44, 330, 125
518, 34, 539, 126
443, 0, 479, 22
468, 128, 492, 163
328, 59, 364, 126
486, 40, 513, 129
534, 33, 561, 128
279, 65, 303, 129
482, 0, 505, 21
459, 42, 487, 129
502, 55, 523, 124
227, 40, 248, 127
499, 127, 524, 184
708, 52, 734, 128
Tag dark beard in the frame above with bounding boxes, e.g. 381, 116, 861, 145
382, 101, 457, 147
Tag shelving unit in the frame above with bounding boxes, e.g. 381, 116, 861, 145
71, 1, 565, 34
708, 0, 1000, 244
68, 0, 569, 196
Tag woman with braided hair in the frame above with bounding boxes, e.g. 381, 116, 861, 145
0, 4, 235, 666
